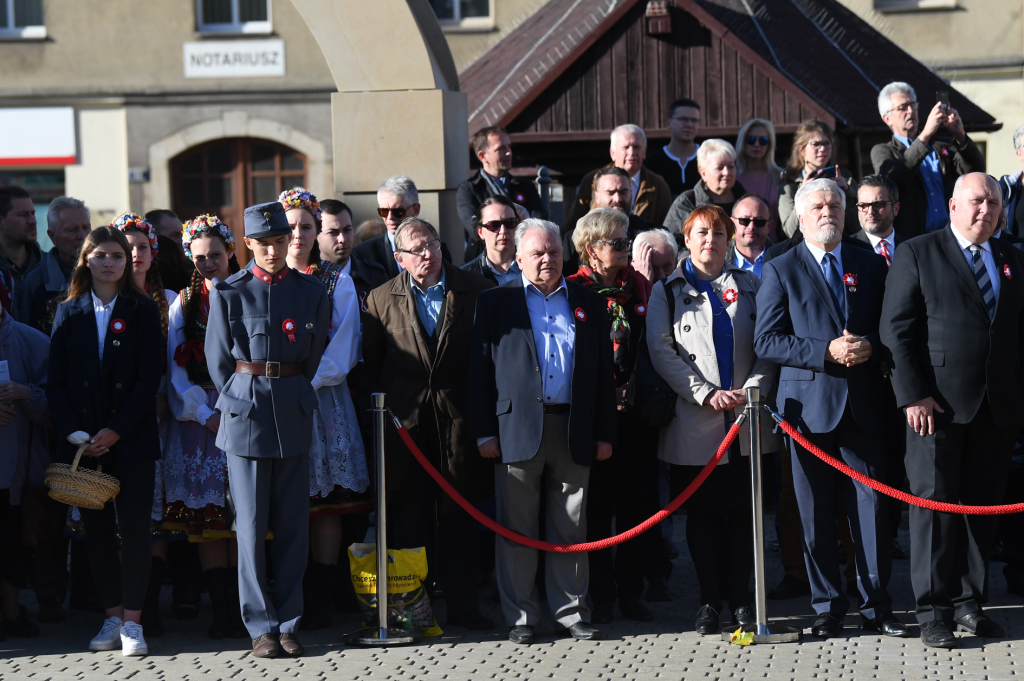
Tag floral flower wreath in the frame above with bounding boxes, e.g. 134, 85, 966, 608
181, 214, 236, 259
278, 186, 322, 222
110, 212, 159, 257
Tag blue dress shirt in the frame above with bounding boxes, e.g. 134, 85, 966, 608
523, 273, 575, 404
486, 258, 523, 286
895, 134, 948, 232
411, 269, 445, 337
734, 247, 765, 278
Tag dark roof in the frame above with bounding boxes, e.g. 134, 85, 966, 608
459, 0, 999, 137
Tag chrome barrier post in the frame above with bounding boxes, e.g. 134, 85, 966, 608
345, 393, 421, 646
722, 387, 800, 644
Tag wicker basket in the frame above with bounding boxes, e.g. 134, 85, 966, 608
45, 434, 120, 510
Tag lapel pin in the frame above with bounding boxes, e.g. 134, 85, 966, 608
282, 319, 297, 343
635, 303, 647, 315
1005, 264, 1013, 279
112, 340, 120, 347
574, 307, 587, 322
722, 289, 738, 304
110, 318, 126, 334
843, 273, 858, 292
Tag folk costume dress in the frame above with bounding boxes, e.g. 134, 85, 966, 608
163, 281, 233, 540
306, 261, 370, 514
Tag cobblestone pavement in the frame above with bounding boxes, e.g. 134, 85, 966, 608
3, 511, 1023, 680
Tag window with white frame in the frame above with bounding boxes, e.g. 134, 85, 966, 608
0, 0, 45, 39
196, 0, 272, 34
431, 0, 494, 30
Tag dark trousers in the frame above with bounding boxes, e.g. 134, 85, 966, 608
587, 413, 659, 604
791, 407, 891, 620
386, 424, 481, 619
0, 489, 28, 588
78, 458, 155, 611
905, 399, 1016, 623
30, 492, 71, 607
670, 452, 753, 611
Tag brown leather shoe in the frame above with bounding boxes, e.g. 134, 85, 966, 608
251, 633, 282, 658
279, 632, 305, 657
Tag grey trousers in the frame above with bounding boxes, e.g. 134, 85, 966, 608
228, 452, 310, 638
495, 413, 591, 628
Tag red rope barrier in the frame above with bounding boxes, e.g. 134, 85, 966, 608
775, 416, 1024, 516
392, 416, 743, 553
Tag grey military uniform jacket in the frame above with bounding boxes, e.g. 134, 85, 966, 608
205, 263, 330, 458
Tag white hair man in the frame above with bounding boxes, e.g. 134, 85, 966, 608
351, 175, 451, 278
870, 81, 985, 239
568, 124, 672, 234
632, 228, 678, 282
755, 177, 904, 642
663, 139, 744, 234
998, 123, 1024, 237
468, 218, 616, 644
19, 195, 90, 334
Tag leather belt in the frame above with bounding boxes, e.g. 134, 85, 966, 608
543, 403, 570, 415
235, 361, 303, 379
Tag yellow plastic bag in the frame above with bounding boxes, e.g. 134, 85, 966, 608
348, 543, 443, 637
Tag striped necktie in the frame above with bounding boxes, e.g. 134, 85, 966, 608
969, 245, 996, 318
877, 240, 892, 268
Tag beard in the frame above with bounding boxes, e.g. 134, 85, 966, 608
810, 217, 842, 245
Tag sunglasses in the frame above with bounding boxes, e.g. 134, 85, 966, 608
480, 218, 518, 233
377, 206, 409, 220
734, 217, 769, 227
746, 135, 770, 146
596, 238, 632, 252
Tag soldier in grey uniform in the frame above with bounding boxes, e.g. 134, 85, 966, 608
205, 202, 330, 659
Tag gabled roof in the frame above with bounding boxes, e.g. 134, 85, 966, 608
459, 0, 998, 137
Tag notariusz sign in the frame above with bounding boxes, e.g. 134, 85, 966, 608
183, 40, 286, 79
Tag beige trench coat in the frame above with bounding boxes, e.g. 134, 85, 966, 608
646, 259, 779, 466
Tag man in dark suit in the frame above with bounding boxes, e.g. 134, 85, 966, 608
469, 219, 616, 644
871, 82, 985, 239
755, 178, 906, 640
362, 217, 495, 630
351, 175, 451, 278
851, 175, 906, 266
881, 173, 1024, 648
458, 126, 546, 261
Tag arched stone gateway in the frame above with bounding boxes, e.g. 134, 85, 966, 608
290, 0, 470, 260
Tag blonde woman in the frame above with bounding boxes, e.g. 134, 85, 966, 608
735, 119, 783, 241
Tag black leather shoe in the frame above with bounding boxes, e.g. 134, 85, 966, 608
733, 605, 756, 627
695, 604, 719, 635
920, 620, 958, 648
619, 598, 653, 622
591, 600, 614, 624
447, 611, 495, 630
644, 578, 671, 602
564, 622, 602, 640
767, 575, 811, 600
509, 625, 535, 644
955, 611, 1006, 638
861, 613, 910, 638
812, 613, 844, 639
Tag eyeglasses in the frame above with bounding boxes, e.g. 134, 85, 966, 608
480, 218, 518, 233
746, 135, 770, 147
670, 116, 700, 125
808, 140, 833, 149
734, 217, 769, 227
856, 201, 895, 212
596, 238, 632, 252
888, 101, 919, 114
395, 239, 441, 258
378, 206, 409, 220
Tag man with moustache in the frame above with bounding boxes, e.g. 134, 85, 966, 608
461, 195, 522, 286
881, 173, 1024, 648
852, 175, 904, 266
562, 167, 656, 274
755, 178, 906, 640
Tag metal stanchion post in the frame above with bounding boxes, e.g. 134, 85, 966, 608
345, 393, 421, 646
722, 387, 800, 644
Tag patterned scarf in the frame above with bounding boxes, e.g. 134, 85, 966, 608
568, 264, 649, 372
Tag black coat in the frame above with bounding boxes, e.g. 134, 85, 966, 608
457, 171, 547, 237
880, 225, 1024, 426
851, 229, 906, 251
47, 291, 163, 464
352, 233, 452, 280
764, 231, 871, 263
871, 134, 986, 239
468, 278, 617, 466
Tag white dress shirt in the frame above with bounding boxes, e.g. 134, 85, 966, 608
91, 291, 117, 362
952, 227, 1000, 300
863, 230, 896, 258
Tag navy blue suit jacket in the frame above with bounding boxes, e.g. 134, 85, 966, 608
754, 242, 892, 434
47, 292, 163, 464
468, 277, 617, 466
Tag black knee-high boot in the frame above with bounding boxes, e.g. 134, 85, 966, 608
299, 563, 334, 630
140, 556, 166, 637
204, 567, 230, 639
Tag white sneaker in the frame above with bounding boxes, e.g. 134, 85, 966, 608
89, 616, 123, 651
120, 621, 149, 656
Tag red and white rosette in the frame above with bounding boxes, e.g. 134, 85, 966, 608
843, 273, 858, 287
110, 318, 126, 334
635, 303, 647, 315
722, 289, 738, 304
574, 307, 587, 322
1005, 264, 1013, 280
282, 318, 297, 343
